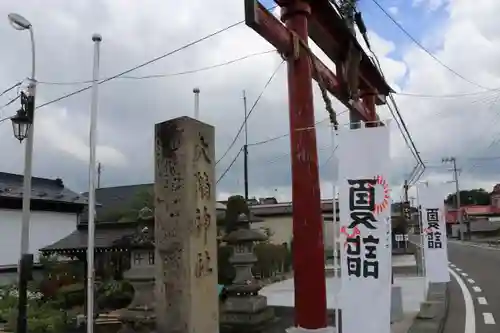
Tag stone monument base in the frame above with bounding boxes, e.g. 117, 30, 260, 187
220, 307, 275, 333
391, 285, 404, 323
118, 307, 156, 333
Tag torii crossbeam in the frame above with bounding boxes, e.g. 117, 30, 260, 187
244, 0, 391, 330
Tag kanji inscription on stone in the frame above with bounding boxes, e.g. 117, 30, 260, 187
154, 117, 218, 333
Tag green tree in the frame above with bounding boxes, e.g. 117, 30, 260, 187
99, 188, 153, 222
445, 189, 491, 206
224, 195, 250, 233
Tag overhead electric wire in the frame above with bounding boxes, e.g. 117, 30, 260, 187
216, 60, 285, 166
464, 92, 500, 173
217, 147, 243, 184
0, 18, 250, 124
0, 82, 22, 98
352, 8, 425, 183
37, 50, 276, 85
396, 89, 500, 98
0, 95, 20, 118
320, 144, 339, 169
368, 48, 425, 180
370, 0, 491, 91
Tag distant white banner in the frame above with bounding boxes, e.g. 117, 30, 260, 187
419, 183, 450, 283
337, 124, 392, 333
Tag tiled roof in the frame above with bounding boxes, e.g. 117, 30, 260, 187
40, 226, 138, 252
445, 205, 500, 223
80, 184, 152, 223
0, 172, 87, 205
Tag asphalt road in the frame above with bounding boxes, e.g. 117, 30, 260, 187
446, 240, 500, 332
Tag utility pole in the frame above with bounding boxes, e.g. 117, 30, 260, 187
243, 91, 249, 201
442, 157, 464, 239
97, 162, 102, 189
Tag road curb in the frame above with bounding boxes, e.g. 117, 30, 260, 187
407, 282, 449, 333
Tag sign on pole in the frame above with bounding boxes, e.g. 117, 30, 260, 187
419, 183, 450, 283
338, 123, 392, 333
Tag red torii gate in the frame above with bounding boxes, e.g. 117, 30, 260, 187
244, 0, 392, 330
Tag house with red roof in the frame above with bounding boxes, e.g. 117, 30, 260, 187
445, 184, 500, 237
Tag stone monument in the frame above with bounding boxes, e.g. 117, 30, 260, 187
154, 116, 218, 333
220, 210, 274, 332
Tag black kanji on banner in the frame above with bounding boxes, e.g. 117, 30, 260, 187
426, 208, 442, 249
346, 235, 380, 279
348, 179, 377, 230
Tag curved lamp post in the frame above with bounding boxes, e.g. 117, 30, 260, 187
7, 12, 36, 333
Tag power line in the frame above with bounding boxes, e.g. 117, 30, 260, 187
367, 47, 425, 178
1, 5, 279, 123
370, 0, 491, 91
396, 89, 500, 98
248, 109, 350, 147
319, 144, 339, 169
216, 60, 285, 166
0, 18, 246, 122
37, 50, 276, 85
217, 147, 243, 184
0, 95, 20, 118
0, 82, 21, 98
464, 93, 500, 173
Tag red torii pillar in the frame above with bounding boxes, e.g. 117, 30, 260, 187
245, 0, 386, 329
281, 1, 327, 328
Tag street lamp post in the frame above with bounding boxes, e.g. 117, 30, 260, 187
7, 13, 36, 333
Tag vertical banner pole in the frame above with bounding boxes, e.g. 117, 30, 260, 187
330, 125, 340, 332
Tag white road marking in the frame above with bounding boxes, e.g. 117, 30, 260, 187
449, 268, 476, 333
472, 286, 482, 293
450, 263, 456, 267
449, 240, 500, 251
461, 272, 469, 277
468, 278, 475, 284
477, 297, 488, 305
456, 268, 462, 272
483, 313, 495, 325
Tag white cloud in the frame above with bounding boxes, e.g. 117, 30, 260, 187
388, 6, 399, 15
0, 0, 500, 203
36, 105, 127, 167
413, 0, 447, 11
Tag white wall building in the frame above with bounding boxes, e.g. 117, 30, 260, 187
0, 172, 86, 284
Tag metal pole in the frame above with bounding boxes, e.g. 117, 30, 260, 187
87, 33, 102, 333
451, 158, 464, 240
17, 25, 36, 333
416, 183, 427, 298
243, 90, 249, 201
193, 87, 200, 120
282, 1, 327, 328
330, 126, 340, 333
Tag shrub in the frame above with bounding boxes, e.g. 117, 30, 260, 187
96, 280, 133, 311
0, 283, 69, 333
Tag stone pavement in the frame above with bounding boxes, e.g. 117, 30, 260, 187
261, 255, 427, 332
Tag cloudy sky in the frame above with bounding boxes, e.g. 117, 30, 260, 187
0, 0, 499, 203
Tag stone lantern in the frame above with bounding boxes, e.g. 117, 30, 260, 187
220, 212, 274, 332
118, 207, 155, 332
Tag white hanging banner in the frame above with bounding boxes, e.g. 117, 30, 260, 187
419, 183, 450, 283
338, 123, 392, 333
